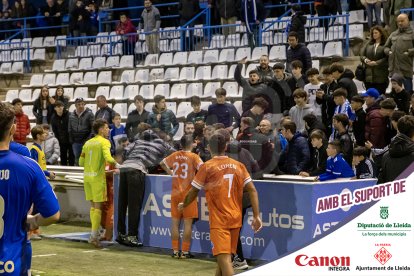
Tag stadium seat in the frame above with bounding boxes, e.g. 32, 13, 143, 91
18, 89, 31, 102
307, 42, 324, 58
169, 39, 180, 51
164, 67, 180, 80
73, 87, 89, 99
273, 32, 288, 44
51, 59, 66, 71
124, 85, 139, 99
305, 15, 319, 28
27, 74, 43, 87
159, 52, 173, 65
209, 35, 225, 49
97, 71, 112, 84
136, 69, 150, 82
104, 55, 120, 68
118, 55, 133, 68
149, 68, 164, 81
203, 49, 219, 63
32, 37, 43, 48
134, 41, 146, 54
75, 45, 89, 57
326, 26, 344, 41
176, 102, 192, 118
144, 102, 154, 112
113, 103, 128, 118
43, 36, 56, 47
140, 84, 155, 99
109, 85, 124, 100
56, 73, 70, 85
223, 82, 239, 97
212, 65, 228, 80
154, 83, 170, 97
324, 41, 343, 57
85, 103, 97, 113
235, 21, 246, 33
261, 31, 274, 45
11, 50, 22, 61
228, 64, 240, 78
235, 47, 251, 61
225, 34, 240, 48
49, 88, 56, 96
277, 17, 290, 30
308, 27, 325, 42
233, 101, 242, 115
354, 79, 365, 93
22, 105, 35, 120
186, 83, 203, 97
32, 49, 46, 61
160, 40, 169, 52
349, 24, 364, 40
269, 45, 286, 60
64, 87, 74, 99
173, 52, 187, 65
83, 71, 98, 84
170, 83, 187, 99
117, 70, 135, 83
11, 61, 23, 74
219, 48, 235, 62
9, 39, 20, 48
5, 89, 19, 102
349, 10, 366, 24
166, 102, 177, 115
79, 57, 92, 70
65, 58, 79, 70
195, 66, 211, 80
70, 72, 84, 84
95, 86, 110, 98
200, 101, 211, 110
31, 89, 40, 101
0, 62, 11, 73
102, 43, 123, 55
194, 24, 204, 38
203, 82, 221, 98
312, 60, 320, 70
96, 32, 109, 44
188, 51, 203, 64
244, 63, 259, 78
173, 122, 184, 140
92, 56, 106, 69
179, 67, 195, 80
251, 46, 268, 60
143, 53, 159, 66
88, 44, 102, 56
0, 51, 11, 62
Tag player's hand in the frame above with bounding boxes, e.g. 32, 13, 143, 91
239, 57, 248, 64
299, 171, 309, 177
251, 216, 262, 233
49, 172, 56, 180
115, 162, 121, 169
26, 214, 39, 230
113, 169, 120, 174
178, 202, 184, 212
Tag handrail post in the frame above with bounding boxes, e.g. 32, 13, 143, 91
345, 14, 349, 56
258, 22, 263, 47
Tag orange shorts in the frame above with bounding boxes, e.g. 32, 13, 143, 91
210, 228, 240, 256
171, 193, 198, 219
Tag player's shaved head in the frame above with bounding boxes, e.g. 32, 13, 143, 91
208, 134, 226, 155
0, 102, 15, 141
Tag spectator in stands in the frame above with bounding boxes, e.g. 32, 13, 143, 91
299, 129, 327, 177
51, 101, 74, 166
69, 0, 91, 37
116, 13, 137, 56
33, 86, 54, 125
195, 124, 214, 162
365, 0, 382, 28
42, 0, 60, 35
12, 98, 30, 145
1, 0, 10, 13
68, 97, 95, 165
186, 96, 208, 124
384, 13, 414, 93
289, 4, 306, 43
237, 117, 273, 173
206, 88, 241, 133
330, 62, 358, 101
256, 55, 273, 80
350, 95, 366, 147
148, 95, 179, 142
379, 115, 414, 182
30, 125, 56, 180
316, 67, 338, 133
379, 98, 398, 146
387, 0, 411, 33
52, 86, 69, 109
332, 114, 353, 165
258, 118, 285, 169
280, 120, 310, 174
332, 88, 355, 122
360, 26, 389, 94
286, 32, 312, 74
11, 1, 23, 20
241, 0, 266, 48
303, 113, 325, 137
241, 97, 268, 127
178, 0, 200, 51
317, 140, 355, 181
389, 73, 410, 114
138, 0, 161, 54
211, 0, 240, 36
289, 88, 314, 133
87, 2, 99, 36
125, 95, 149, 141
55, 0, 68, 23
304, 68, 322, 119
363, 88, 388, 149
41, 124, 60, 165
95, 95, 116, 123
270, 63, 292, 112
19, 0, 36, 35
352, 146, 377, 179
110, 113, 127, 151
117, 129, 175, 247
314, 0, 329, 32
287, 60, 307, 96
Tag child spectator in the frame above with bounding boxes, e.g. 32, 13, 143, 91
289, 88, 314, 133
125, 95, 149, 141
287, 60, 307, 94
52, 85, 69, 109
186, 96, 208, 124
352, 147, 378, 179
41, 124, 60, 165
12, 98, 30, 145
330, 62, 358, 101
316, 67, 339, 133
30, 125, 56, 179
33, 85, 54, 124
241, 97, 269, 127
350, 95, 366, 147
389, 73, 410, 114
317, 140, 355, 181
87, 3, 99, 36
332, 114, 353, 166
330, 88, 355, 140
206, 88, 241, 133
299, 129, 327, 177
304, 68, 322, 118
148, 95, 179, 142
110, 113, 127, 150
51, 100, 74, 166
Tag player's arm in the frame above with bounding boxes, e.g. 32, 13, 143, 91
159, 159, 173, 176
27, 211, 60, 230
102, 139, 116, 165
79, 149, 85, 167
180, 187, 200, 210
244, 182, 263, 233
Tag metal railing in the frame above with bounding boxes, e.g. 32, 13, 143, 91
0, 40, 31, 72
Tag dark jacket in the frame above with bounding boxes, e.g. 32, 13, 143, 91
353, 108, 366, 147
33, 98, 54, 124
290, 11, 306, 43
178, 0, 200, 20
95, 105, 116, 124
51, 110, 70, 144
335, 130, 353, 166
316, 81, 338, 132
214, 0, 240, 19
148, 105, 179, 137
282, 132, 310, 174
286, 43, 312, 74
186, 109, 208, 123
309, 143, 328, 176
226, 141, 260, 177
256, 65, 273, 80
52, 95, 69, 109
68, 108, 94, 144
355, 158, 378, 179
379, 133, 414, 183
125, 109, 150, 140
337, 69, 358, 101
241, 0, 266, 33
360, 41, 389, 84
365, 101, 387, 149
206, 103, 241, 128
389, 89, 410, 114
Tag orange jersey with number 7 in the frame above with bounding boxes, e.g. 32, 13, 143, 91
191, 156, 252, 229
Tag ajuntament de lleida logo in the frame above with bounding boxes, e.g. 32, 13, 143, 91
380, 206, 389, 219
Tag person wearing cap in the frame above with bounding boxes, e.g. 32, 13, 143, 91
384, 13, 414, 93
51, 100, 74, 166
389, 73, 410, 114
68, 97, 95, 166
362, 88, 388, 149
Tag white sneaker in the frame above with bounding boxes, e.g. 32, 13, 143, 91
233, 257, 248, 270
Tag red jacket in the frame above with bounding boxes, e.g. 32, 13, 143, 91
365, 103, 387, 149
14, 112, 31, 144
115, 19, 137, 43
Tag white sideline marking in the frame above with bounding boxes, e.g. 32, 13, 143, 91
32, 254, 57, 258
82, 250, 96, 253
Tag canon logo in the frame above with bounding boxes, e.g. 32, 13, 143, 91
295, 254, 350, 267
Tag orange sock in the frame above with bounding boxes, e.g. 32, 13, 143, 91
182, 241, 191, 253
172, 239, 179, 251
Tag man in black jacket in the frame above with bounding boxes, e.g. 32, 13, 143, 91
332, 114, 353, 166
290, 5, 306, 43
178, 0, 200, 51
95, 95, 116, 124
51, 101, 74, 166
125, 95, 149, 141
212, 0, 240, 36
316, 67, 339, 133
330, 62, 358, 101
286, 31, 312, 74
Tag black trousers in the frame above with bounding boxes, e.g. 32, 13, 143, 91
59, 142, 74, 166
364, 81, 389, 95
236, 207, 248, 260
117, 168, 146, 237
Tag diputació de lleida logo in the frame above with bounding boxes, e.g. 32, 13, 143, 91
380, 206, 389, 219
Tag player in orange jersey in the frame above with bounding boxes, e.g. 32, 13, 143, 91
179, 134, 262, 276
160, 135, 204, 259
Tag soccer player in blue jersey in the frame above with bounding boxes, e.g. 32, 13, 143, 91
0, 102, 60, 275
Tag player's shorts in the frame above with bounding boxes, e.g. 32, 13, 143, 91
171, 193, 198, 219
210, 228, 240, 256
84, 181, 107, 202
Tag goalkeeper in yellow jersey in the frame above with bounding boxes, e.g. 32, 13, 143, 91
79, 119, 118, 248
